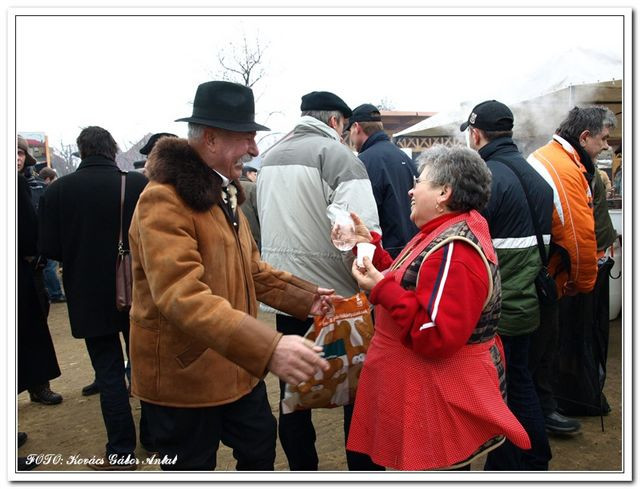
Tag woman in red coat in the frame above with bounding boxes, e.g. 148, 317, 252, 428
347, 145, 530, 470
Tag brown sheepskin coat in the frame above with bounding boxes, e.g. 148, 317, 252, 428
129, 137, 318, 407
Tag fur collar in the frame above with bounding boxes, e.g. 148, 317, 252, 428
145, 137, 245, 212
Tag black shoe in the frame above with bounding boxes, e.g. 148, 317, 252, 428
29, 385, 63, 405
18, 432, 27, 448
81, 381, 100, 396
17, 457, 39, 471
545, 410, 581, 435
50, 295, 66, 303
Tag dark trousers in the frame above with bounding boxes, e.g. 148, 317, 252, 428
484, 333, 552, 471
529, 302, 560, 415
141, 381, 276, 471
84, 327, 136, 457
276, 314, 384, 471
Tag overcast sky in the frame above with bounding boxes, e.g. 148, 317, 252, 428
13, 9, 625, 153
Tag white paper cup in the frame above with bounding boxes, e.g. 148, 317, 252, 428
356, 242, 376, 267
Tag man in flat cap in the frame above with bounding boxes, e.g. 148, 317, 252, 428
128, 80, 334, 471
347, 103, 418, 258
257, 91, 382, 471
461, 100, 553, 470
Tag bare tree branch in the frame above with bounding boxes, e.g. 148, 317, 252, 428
216, 34, 268, 88
51, 141, 79, 176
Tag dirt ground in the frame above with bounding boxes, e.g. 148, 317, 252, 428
16, 304, 623, 473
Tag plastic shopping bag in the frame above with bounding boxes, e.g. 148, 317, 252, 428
282, 292, 374, 414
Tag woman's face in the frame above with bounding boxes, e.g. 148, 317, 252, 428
408, 168, 447, 228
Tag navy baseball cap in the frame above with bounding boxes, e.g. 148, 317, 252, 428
460, 100, 514, 132
345, 103, 382, 131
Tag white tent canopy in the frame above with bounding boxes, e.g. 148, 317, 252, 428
394, 47, 622, 138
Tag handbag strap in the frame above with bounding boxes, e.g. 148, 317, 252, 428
491, 156, 548, 266
118, 171, 127, 252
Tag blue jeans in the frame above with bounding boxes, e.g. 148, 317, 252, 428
84, 328, 136, 457
484, 333, 552, 470
42, 259, 64, 300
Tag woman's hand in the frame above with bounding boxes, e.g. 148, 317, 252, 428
350, 212, 373, 244
351, 256, 384, 292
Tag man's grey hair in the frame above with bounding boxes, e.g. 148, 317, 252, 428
188, 123, 206, 141
301, 110, 343, 127
417, 145, 492, 213
556, 106, 617, 141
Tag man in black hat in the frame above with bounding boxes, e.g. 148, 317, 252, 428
347, 103, 418, 258
461, 100, 554, 470
128, 80, 334, 471
257, 92, 382, 471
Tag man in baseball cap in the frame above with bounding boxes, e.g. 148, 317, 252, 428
346, 103, 418, 258
461, 100, 555, 470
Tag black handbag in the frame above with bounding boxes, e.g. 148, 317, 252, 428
493, 157, 557, 305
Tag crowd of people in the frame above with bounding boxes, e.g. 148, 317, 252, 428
16, 79, 619, 472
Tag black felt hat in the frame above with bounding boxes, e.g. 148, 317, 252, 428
345, 103, 382, 131
139, 133, 177, 155
176, 81, 270, 132
300, 91, 352, 118
460, 100, 514, 132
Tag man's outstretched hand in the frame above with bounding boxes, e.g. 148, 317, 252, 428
268, 335, 330, 385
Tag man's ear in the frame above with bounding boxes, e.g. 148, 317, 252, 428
204, 128, 217, 151
470, 127, 481, 145
579, 129, 590, 146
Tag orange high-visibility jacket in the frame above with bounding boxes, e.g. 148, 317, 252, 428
527, 135, 598, 297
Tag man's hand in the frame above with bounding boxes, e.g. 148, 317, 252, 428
309, 287, 341, 316
351, 256, 384, 292
268, 335, 330, 385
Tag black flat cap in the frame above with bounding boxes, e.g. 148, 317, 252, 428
460, 100, 514, 132
345, 103, 382, 131
139, 132, 177, 155
300, 91, 352, 118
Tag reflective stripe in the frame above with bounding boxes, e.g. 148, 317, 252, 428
492, 235, 551, 249
528, 153, 564, 226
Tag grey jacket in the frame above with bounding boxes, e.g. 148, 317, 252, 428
257, 116, 380, 299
